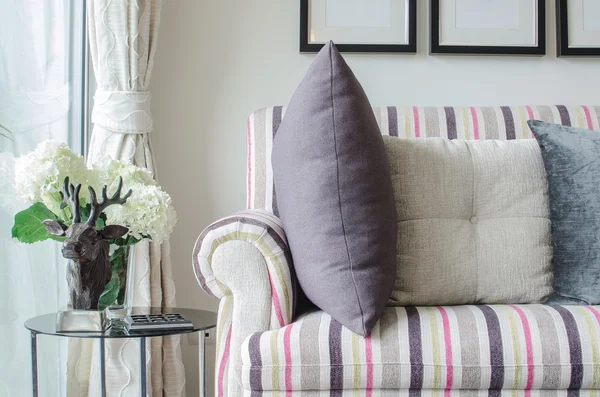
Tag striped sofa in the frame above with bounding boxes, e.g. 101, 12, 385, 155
193, 106, 600, 397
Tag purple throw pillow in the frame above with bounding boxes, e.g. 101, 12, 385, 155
272, 42, 397, 335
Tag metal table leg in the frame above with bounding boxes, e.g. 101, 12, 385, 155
31, 332, 38, 397
199, 330, 206, 397
100, 339, 106, 397
140, 337, 147, 397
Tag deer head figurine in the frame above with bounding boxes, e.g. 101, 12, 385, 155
43, 176, 133, 310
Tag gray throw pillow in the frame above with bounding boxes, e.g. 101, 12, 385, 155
528, 120, 600, 305
272, 41, 397, 335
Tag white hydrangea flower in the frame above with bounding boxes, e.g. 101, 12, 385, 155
90, 159, 156, 193
103, 183, 177, 243
14, 140, 90, 217
12, 140, 177, 242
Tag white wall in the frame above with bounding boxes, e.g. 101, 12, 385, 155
150, 0, 599, 394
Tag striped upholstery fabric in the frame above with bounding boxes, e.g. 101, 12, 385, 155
193, 209, 294, 310
193, 209, 296, 397
195, 105, 600, 397
241, 305, 600, 393
245, 391, 600, 397
247, 105, 600, 214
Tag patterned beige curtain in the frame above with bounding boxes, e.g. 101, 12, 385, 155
66, 0, 185, 395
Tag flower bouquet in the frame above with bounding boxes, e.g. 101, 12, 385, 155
11, 140, 177, 311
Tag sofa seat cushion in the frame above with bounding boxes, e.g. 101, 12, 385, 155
251, 391, 600, 397
241, 305, 600, 392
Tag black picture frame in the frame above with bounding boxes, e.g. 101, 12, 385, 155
556, 0, 600, 56
299, 0, 417, 53
430, 0, 546, 55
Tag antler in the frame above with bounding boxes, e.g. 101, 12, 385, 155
59, 177, 82, 224
86, 176, 133, 226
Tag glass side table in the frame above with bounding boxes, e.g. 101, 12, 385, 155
24, 307, 217, 397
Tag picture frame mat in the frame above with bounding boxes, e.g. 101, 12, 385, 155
308, 0, 410, 45
439, 0, 539, 47
567, 0, 600, 48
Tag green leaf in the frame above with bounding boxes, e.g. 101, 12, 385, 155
109, 235, 139, 246
79, 204, 106, 229
11, 203, 65, 244
96, 216, 105, 230
78, 204, 91, 225
127, 235, 141, 245
109, 246, 127, 273
98, 272, 120, 311
49, 234, 66, 243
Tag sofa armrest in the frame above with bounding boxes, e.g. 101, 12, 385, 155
192, 209, 297, 396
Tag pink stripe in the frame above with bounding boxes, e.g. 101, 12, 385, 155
582, 106, 594, 130
217, 326, 233, 397
284, 324, 293, 396
469, 107, 479, 140
412, 106, 420, 138
437, 306, 453, 396
526, 106, 535, 138
247, 118, 252, 209
267, 267, 285, 327
586, 306, 600, 325
365, 334, 373, 396
509, 305, 534, 392
525, 106, 534, 120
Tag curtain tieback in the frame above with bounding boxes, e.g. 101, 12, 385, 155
92, 90, 153, 134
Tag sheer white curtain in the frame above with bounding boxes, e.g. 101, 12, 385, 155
0, 1, 84, 396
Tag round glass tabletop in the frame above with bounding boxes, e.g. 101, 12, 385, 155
24, 307, 217, 339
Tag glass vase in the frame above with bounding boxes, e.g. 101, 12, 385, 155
101, 243, 136, 320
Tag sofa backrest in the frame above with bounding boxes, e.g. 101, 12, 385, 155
247, 105, 600, 214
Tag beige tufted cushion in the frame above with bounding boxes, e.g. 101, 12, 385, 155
384, 136, 554, 305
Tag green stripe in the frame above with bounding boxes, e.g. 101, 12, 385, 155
216, 297, 232, 355
403, 107, 411, 138
518, 106, 529, 139
501, 306, 521, 390
352, 331, 360, 391
461, 107, 471, 140
270, 330, 279, 389
426, 307, 441, 390
576, 307, 599, 388
575, 106, 586, 128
